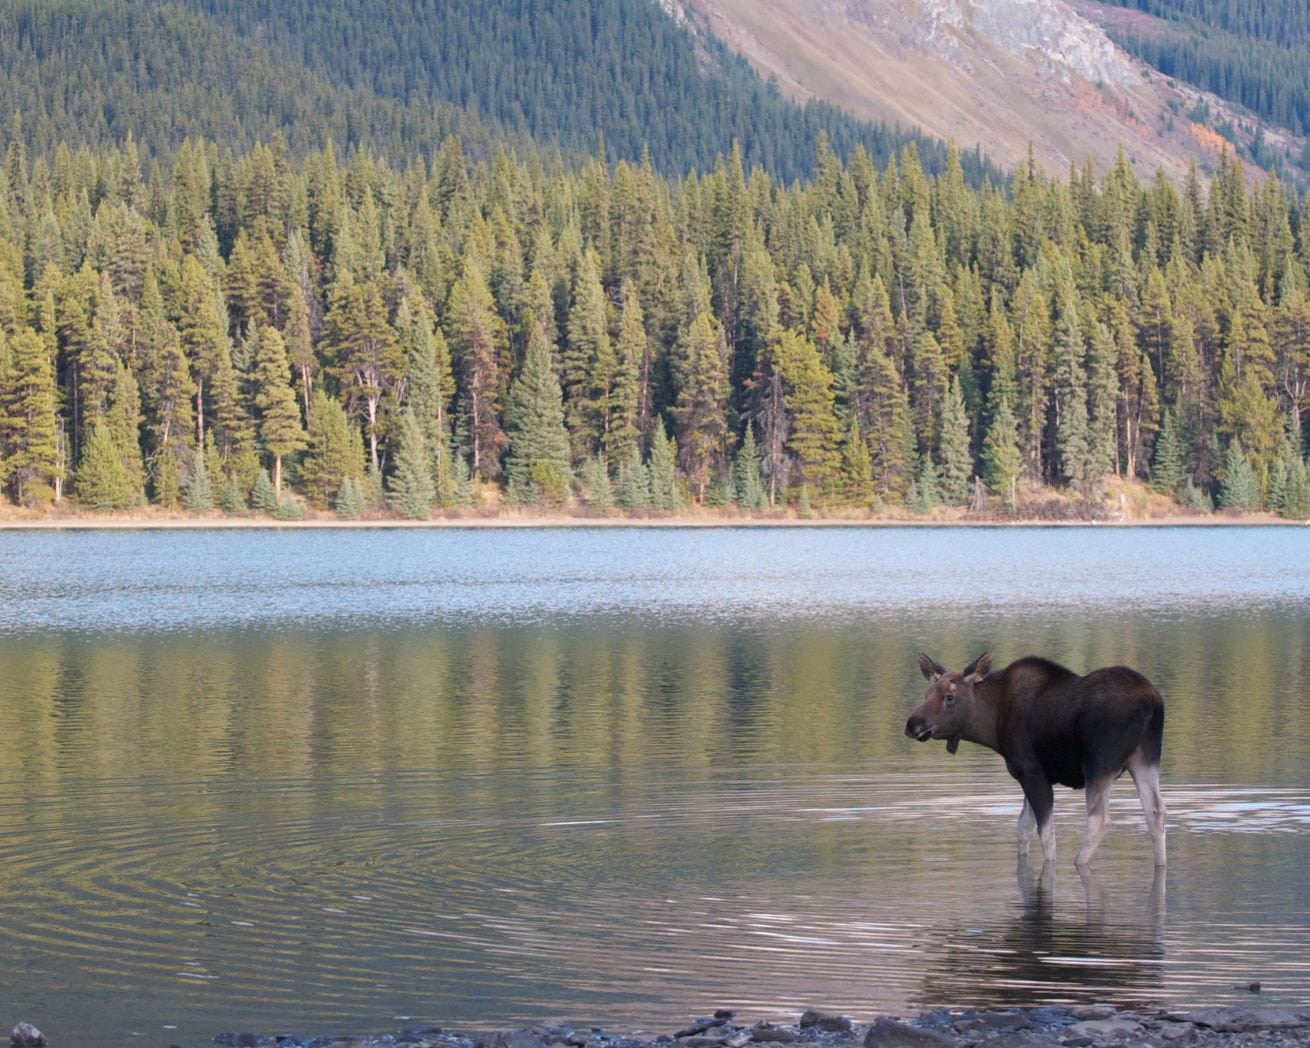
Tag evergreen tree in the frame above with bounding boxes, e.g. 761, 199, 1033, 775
648, 420, 681, 510
673, 311, 731, 502
615, 445, 652, 510
184, 446, 214, 514
335, 475, 366, 519
577, 456, 615, 514
983, 394, 1022, 509
252, 325, 308, 495
388, 409, 437, 520
1217, 439, 1261, 511
937, 375, 972, 505
733, 424, 768, 511
219, 475, 247, 515
251, 468, 279, 514
0, 327, 63, 505
504, 321, 571, 504
773, 328, 841, 500
301, 389, 364, 508
74, 423, 132, 511
1151, 407, 1186, 497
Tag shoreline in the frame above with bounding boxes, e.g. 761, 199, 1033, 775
0, 510, 1299, 530
14, 1002, 1303, 1048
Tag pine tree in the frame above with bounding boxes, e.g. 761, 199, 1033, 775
673, 311, 731, 502
773, 328, 841, 500
0, 327, 63, 505
184, 446, 214, 514
1051, 284, 1091, 491
983, 394, 1022, 509
252, 325, 307, 495
301, 389, 364, 508
937, 375, 972, 505
446, 256, 508, 479
504, 321, 571, 504
1275, 413, 1310, 519
74, 423, 132, 511
387, 409, 436, 520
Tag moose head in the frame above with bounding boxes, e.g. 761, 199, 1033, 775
905, 651, 993, 754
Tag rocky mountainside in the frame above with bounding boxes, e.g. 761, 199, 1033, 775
669, 0, 1307, 181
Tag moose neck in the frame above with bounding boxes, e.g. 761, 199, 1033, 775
960, 678, 1003, 753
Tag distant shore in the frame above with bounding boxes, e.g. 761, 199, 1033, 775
0, 507, 1298, 530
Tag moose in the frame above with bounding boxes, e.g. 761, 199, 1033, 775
905, 652, 1166, 868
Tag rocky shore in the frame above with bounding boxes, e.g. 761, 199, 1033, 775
17, 1004, 1310, 1048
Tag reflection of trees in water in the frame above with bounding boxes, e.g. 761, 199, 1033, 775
912, 860, 1167, 1010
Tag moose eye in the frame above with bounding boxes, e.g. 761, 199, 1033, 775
943, 694, 956, 707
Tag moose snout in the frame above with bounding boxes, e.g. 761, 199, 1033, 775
905, 713, 932, 742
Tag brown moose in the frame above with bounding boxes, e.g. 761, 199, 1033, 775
905, 652, 1167, 868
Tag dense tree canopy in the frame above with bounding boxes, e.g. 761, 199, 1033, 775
0, 128, 1307, 517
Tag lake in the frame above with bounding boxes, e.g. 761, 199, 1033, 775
1, 525, 1308, 1047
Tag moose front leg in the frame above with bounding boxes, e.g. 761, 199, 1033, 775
1015, 769, 1056, 865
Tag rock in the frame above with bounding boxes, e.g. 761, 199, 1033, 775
713, 1014, 735, 1023
862, 1018, 954, 1048
1069, 1005, 1117, 1022
797, 1012, 852, 1034
481, 1031, 548, 1048
748, 1024, 795, 1044
10, 1025, 46, 1048
1156, 1022, 1195, 1042
1063, 1017, 1144, 1042
673, 1022, 719, 1040
1179, 1007, 1305, 1033
215, 1034, 265, 1047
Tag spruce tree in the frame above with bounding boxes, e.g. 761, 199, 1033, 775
75, 423, 132, 511
1151, 408, 1186, 497
983, 394, 1022, 510
504, 321, 571, 504
615, 446, 652, 511
577, 456, 615, 514
335, 476, 366, 520
301, 390, 365, 509
734, 424, 768, 510
672, 311, 731, 502
937, 375, 972, 505
387, 409, 437, 520
1217, 439, 1261, 511
648, 421, 681, 510
252, 325, 307, 495
219, 475, 247, 515
184, 447, 214, 514
0, 327, 63, 505
251, 468, 278, 514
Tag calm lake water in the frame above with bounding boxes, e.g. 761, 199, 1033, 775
1, 526, 1309, 1047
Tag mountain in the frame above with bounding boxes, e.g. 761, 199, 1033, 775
0, 0, 998, 183
669, 0, 1310, 182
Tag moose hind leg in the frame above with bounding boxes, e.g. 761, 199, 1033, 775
1075, 774, 1115, 868
1128, 752, 1167, 867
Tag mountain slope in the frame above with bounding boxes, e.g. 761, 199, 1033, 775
674, 0, 1310, 182
0, 0, 999, 183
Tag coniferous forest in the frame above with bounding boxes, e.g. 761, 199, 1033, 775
2, 119, 1308, 521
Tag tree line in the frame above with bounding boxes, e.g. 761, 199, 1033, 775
1, 127, 1308, 519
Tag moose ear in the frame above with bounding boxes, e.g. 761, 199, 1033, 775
963, 651, 993, 682
917, 652, 946, 681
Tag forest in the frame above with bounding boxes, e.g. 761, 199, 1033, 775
0, 124, 1308, 520
1100, 0, 1310, 147
0, 0, 994, 187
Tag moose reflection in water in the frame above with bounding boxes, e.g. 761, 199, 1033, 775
906, 652, 1167, 868
914, 860, 1168, 1009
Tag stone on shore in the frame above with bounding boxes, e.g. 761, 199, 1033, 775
10, 1025, 46, 1048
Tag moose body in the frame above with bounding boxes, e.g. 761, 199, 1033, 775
905, 652, 1166, 867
